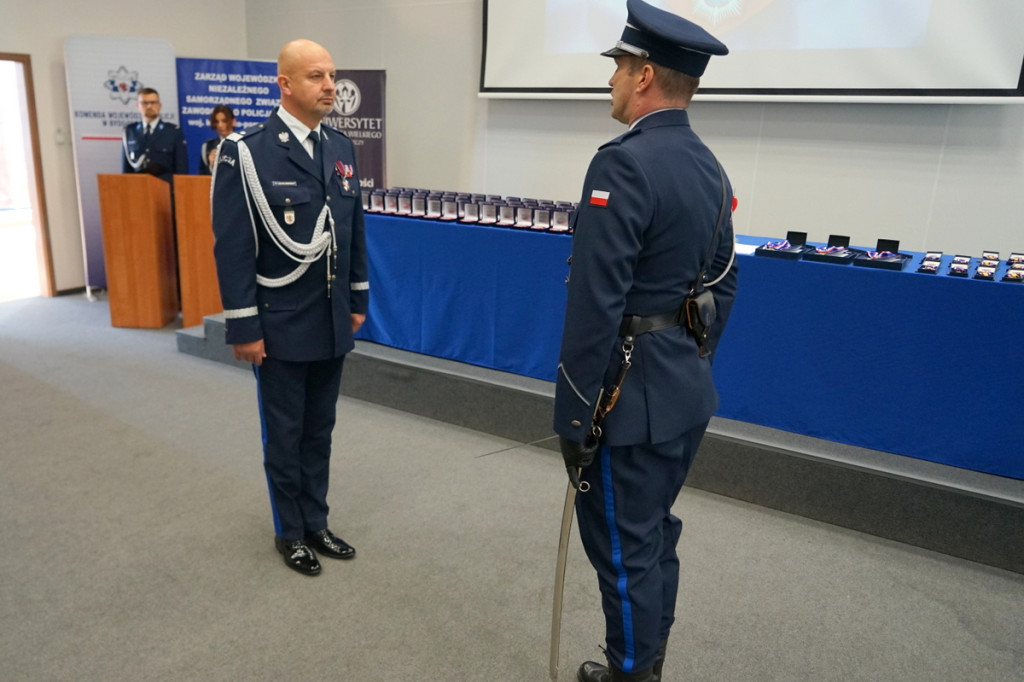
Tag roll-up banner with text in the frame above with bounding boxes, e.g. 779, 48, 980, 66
176, 59, 386, 189
65, 35, 179, 290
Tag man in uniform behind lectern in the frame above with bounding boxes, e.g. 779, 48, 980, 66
211, 39, 368, 577
121, 87, 187, 183
554, 1, 738, 680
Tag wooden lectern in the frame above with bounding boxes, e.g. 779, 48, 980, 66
97, 174, 179, 328
173, 175, 223, 327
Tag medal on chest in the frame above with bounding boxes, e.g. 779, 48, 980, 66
283, 208, 296, 225
335, 161, 355, 193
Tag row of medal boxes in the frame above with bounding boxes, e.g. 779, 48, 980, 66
755, 231, 1024, 281
921, 251, 1024, 282
755, 233, 912, 270
361, 188, 577, 232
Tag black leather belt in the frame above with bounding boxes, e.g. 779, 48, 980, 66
619, 308, 684, 337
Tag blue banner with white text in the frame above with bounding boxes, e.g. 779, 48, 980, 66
176, 58, 386, 188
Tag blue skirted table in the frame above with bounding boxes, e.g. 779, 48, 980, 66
357, 214, 1024, 480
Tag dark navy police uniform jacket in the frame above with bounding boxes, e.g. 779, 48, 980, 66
198, 137, 219, 175
211, 112, 368, 362
121, 120, 187, 183
553, 108, 738, 447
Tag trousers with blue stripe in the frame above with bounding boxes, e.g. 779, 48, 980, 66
575, 423, 707, 674
254, 355, 345, 541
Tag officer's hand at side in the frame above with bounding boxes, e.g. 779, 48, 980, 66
351, 313, 366, 334
233, 339, 266, 366
559, 436, 598, 490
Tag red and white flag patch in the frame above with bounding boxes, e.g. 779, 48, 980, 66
589, 189, 610, 207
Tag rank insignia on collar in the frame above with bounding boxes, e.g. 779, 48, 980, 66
278, 131, 290, 143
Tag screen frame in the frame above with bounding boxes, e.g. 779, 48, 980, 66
479, 0, 1024, 104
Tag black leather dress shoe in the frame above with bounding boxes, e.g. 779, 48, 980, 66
305, 528, 356, 560
274, 537, 321, 576
577, 661, 654, 682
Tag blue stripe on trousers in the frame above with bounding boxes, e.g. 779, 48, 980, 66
601, 444, 637, 673
253, 364, 282, 537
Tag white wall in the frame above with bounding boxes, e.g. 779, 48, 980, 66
248, 0, 1024, 258
10, 0, 1024, 291
0, 0, 247, 291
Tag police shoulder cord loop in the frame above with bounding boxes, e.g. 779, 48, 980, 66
236, 139, 336, 289
696, 159, 735, 290
704, 235, 735, 288
122, 132, 148, 171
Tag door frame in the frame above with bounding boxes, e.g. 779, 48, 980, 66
0, 52, 55, 297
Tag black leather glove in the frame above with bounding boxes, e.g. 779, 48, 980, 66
559, 436, 599, 490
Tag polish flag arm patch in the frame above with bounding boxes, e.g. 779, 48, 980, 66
589, 189, 610, 207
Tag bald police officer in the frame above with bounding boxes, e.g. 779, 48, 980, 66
554, 1, 738, 680
212, 40, 368, 577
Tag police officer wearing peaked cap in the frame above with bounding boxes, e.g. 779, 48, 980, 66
554, 1, 738, 680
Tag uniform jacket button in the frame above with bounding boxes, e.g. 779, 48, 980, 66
571, 420, 582, 427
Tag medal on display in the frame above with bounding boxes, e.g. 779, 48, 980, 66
284, 208, 295, 225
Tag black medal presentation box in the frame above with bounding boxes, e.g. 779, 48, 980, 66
802, 234, 863, 265
852, 239, 911, 271
916, 251, 943, 274
755, 231, 813, 260
1003, 256, 1024, 282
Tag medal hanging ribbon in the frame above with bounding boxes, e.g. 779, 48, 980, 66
334, 161, 355, 191
334, 161, 354, 178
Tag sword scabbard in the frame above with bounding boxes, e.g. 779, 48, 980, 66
549, 478, 578, 681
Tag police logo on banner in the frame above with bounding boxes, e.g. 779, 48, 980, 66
104, 66, 143, 104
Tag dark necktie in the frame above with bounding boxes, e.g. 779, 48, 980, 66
143, 123, 152, 144
310, 130, 322, 170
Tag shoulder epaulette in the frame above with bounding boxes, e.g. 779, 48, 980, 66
237, 121, 267, 139
598, 126, 641, 150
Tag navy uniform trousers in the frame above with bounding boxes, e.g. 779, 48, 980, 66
576, 424, 707, 674
254, 355, 344, 540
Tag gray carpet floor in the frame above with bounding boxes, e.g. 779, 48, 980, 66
1, 295, 1022, 682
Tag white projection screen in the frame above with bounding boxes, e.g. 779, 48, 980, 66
480, 0, 1024, 102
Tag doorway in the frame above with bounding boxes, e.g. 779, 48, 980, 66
0, 53, 54, 303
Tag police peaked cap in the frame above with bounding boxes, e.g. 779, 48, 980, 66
602, 0, 728, 77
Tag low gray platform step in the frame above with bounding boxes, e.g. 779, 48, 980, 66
177, 315, 1024, 574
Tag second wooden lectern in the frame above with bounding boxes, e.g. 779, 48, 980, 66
97, 173, 179, 328
173, 175, 223, 328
